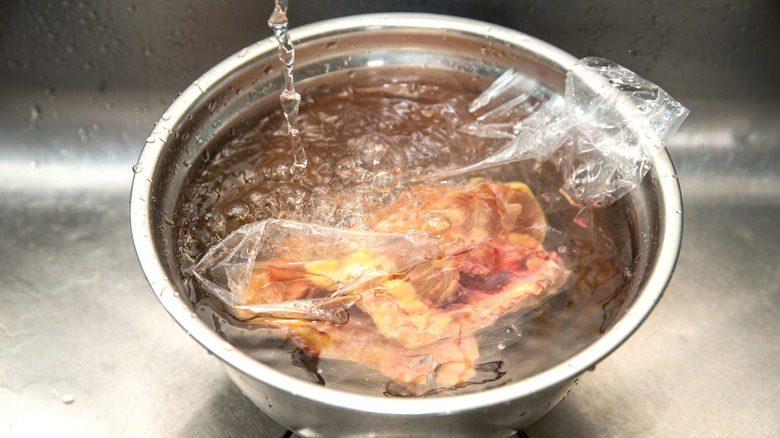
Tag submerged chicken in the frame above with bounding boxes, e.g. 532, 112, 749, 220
239, 180, 567, 394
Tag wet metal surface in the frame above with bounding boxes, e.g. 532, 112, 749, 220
1, 1, 779, 437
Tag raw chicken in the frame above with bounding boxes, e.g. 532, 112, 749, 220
240, 180, 567, 391
275, 315, 479, 391
360, 180, 566, 348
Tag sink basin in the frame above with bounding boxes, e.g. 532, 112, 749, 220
1, 1, 778, 436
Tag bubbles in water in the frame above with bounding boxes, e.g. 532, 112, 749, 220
351, 133, 407, 172
225, 201, 250, 220
310, 197, 337, 222
372, 172, 397, 193
351, 167, 370, 183
364, 192, 379, 206
335, 157, 355, 178
263, 197, 280, 216
248, 191, 265, 207
272, 161, 292, 181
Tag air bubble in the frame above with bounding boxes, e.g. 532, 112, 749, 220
372, 172, 397, 193
351, 133, 407, 172
263, 197, 280, 216
364, 192, 379, 206
281, 195, 298, 211
272, 161, 292, 181
225, 201, 250, 220
351, 167, 370, 183
335, 157, 355, 178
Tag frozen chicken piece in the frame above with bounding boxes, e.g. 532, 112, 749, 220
359, 241, 566, 348
277, 316, 479, 392
370, 180, 548, 248
358, 181, 567, 348
197, 180, 567, 391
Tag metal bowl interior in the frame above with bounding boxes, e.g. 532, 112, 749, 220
130, 13, 682, 433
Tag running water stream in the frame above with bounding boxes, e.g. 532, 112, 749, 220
268, 0, 307, 177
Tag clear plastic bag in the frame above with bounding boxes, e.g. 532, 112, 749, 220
432, 57, 690, 209
193, 218, 440, 324
193, 181, 568, 394
191, 57, 688, 395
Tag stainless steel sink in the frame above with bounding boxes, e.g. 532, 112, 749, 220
1, 1, 778, 436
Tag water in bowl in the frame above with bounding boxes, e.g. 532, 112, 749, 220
174, 80, 633, 397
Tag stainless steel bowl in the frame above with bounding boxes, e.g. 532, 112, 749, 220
130, 13, 682, 437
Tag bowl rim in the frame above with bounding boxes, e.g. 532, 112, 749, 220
130, 12, 683, 416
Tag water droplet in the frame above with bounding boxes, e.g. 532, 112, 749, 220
30, 104, 42, 122
62, 394, 75, 404
675, 210, 682, 214
132, 164, 143, 173
30, 160, 39, 168
173, 292, 180, 298
497, 343, 506, 350
237, 48, 248, 58
145, 136, 155, 144
162, 113, 171, 121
